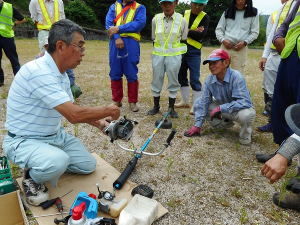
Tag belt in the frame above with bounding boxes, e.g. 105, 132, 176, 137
7, 131, 56, 138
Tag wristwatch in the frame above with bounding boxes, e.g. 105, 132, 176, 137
244, 41, 248, 46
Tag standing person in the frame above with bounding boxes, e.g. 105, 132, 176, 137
184, 49, 256, 145
29, 0, 82, 95
0, 0, 26, 87
36, 36, 82, 98
256, 0, 300, 163
147, 0, 188, 118
256, 0, 293, 133
29, 0, 65, 53
106, 0, 146, 112
2, 19, 120, 206
215, 0, 259, 75
261, 103, 300, 209
175, 0, 210, 115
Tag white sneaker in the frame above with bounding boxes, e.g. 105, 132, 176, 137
239, 138, 251, 145
22, 170, 49, 206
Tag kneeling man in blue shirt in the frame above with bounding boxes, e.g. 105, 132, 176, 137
184, 49, 255, 145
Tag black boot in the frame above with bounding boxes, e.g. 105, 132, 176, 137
147, 96, 160, 115
169, 97, 178, 118
286, 167, 300, 193
273, 192, 300, 210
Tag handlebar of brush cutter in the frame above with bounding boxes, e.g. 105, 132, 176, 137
113, 129, 177, 190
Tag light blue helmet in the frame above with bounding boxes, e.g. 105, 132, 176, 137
158, 0, 176, 3
191, 0, 208, 4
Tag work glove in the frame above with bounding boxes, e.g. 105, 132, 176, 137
184, 126, 201, 137
210, 106, 221, 121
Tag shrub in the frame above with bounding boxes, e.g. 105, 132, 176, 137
65, 0, 99, 29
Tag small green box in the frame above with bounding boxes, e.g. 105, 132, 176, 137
0, 157, 14, 195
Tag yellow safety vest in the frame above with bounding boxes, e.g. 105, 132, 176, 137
281, 5, 300, 59
271, 0, 293, 49
115, 1, 141, 41
153, 12, 187, 56
37, 0, 60, 31
271, 11, 277, 24
0, 2, 14, 38
184, 10, 206, 49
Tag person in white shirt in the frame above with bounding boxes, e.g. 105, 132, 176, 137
215, 0, 259, 75
29, 0, 65, 52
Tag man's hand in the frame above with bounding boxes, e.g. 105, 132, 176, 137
194, 26, 204, 33
108, 26, 119, 36
274, 37, 285, 55
222, 39, 233, 49
233, 41, 245, 51
106, 105, 120, 120
210, 106, 221, 121
115, 38, 124, 49
259, 58, 267, 71
261, 154, 288, 184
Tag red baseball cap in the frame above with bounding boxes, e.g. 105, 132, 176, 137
203, 49, 230, 65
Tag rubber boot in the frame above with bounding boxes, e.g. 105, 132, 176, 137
286, 167, 300, 193
174, 86, 190, 108
111, 79, 123, 105
169, 97, 178, 118
147, 96, 160, 115
190, 90, 201, 115
128, 80, 139, 112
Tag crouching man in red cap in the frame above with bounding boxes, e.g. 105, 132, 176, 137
184, 49, 256, 145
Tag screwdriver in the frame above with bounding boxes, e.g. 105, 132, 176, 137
40, 189, 73, 209
55, 198, 64, 220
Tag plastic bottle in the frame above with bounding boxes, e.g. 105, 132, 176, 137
98, 197, 128, 217
68, 202, 87, 225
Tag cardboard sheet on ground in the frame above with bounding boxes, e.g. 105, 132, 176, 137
16, 153, 168, 224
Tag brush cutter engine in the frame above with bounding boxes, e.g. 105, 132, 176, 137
104, 116, 137, 143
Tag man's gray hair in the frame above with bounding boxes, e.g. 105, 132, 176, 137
47, 19, 86, 54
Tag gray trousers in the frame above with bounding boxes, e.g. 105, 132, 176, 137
151, 54, 181, 98
206, 101, 256, 140
2, 126, 96, 187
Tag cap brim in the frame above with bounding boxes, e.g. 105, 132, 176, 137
285, 104, 300, 136
203, 57, 222, 65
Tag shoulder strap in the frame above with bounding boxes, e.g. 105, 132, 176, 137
113, 1, 137, 24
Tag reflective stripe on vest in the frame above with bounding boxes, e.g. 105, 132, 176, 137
0, 2, 14, 38
184, 10, 206, 49
271, 11, 277, 24
115, 1, 141, 41
153, 13, 187, 56
271, 0, 294, 49
281, 6, 300, 59
37, 0, 60, 31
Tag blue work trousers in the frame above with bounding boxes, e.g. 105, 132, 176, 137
2, 126, 97, 187
271, 51, 300, 145
109, 37, 139, 82
0, 36, 20, 83
178, 45, 202, 91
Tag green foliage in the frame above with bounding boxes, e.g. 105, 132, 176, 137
203, 0, 232, 45
6, 0, 30, 12
176, 2, 190, 13
65, 0, 99, 29
251, 14, 267, 46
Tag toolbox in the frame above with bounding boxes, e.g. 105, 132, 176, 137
0, 156, 14, 195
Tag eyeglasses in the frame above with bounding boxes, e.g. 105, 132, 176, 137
69, 43, 85, 53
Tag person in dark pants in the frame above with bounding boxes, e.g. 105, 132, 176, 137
256, 0, 300, 205
175, 0, 210, 115
0, 0, 26, 86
